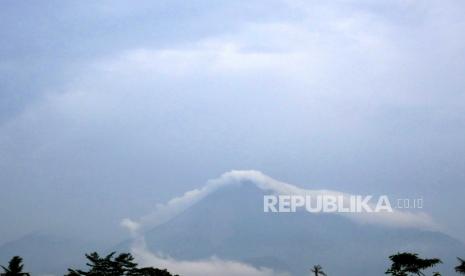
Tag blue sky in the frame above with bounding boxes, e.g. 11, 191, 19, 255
1, 0, 465, 244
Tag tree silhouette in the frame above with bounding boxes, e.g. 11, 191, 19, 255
310, 264, 327, 276
1, 256, 30, 276
456, 258, 465, 274
385, 252, 441, 276
66, 252, 178, 276
131, 267, 179, 276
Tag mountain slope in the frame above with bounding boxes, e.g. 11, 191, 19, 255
0, 232, 100, 275
140, 183, 465, 276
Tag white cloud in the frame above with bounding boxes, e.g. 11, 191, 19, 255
131, 237, 288, 276
122, 170, 438, 234
122, 170, 437, 276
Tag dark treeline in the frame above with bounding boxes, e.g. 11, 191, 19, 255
1, 252, 177, 276
1, 252, 465, 275
310, 253, 465, 276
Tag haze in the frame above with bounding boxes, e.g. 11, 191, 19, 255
0, 0, 464, 247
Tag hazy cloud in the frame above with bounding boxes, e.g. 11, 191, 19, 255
122, 170, 437, 235
130, 237, 288, 276
1, 0, 464, 244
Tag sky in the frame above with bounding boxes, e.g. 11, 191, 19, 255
1, 0, 465, 246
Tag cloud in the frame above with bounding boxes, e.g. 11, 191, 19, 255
121, 170, 437, 276
1, 0, 464, 244
130, 237, 288, 276
123, 170, 438, 233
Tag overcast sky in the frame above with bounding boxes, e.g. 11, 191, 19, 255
1, 0, 465, 245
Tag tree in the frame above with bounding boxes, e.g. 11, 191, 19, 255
310, 264, 327, 276
66, 252, 178, 276
385, 252, 441, 276
131, 267, 178, 276
456, 258, 465, 274
1, 256, 30, 276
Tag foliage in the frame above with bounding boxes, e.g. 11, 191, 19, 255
385, 252, 441, 276
65, 252, 178, 276
6, 251, 465, 276
456, 258, 465, 274
310, 264, 327, 276
1, 256, 30, 276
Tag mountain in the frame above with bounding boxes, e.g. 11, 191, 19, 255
2, 183, 463, 275
138, 182, 465, 276
0, 232, 100, 275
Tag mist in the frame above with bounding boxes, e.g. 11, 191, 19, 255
1, 0, 465, 248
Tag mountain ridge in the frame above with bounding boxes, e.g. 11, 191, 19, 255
137, 182, 465, 276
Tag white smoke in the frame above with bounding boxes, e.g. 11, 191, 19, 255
121, 170, 438, 276
123, 170, 437, 234
129, 236, 289, 276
